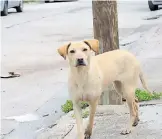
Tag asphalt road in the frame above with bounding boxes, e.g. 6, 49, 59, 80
1, 0, 162, 139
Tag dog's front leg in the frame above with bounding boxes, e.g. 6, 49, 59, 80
85, 99, 98, 139
73, 103, 84, 139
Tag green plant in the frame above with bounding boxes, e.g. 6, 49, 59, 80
135, 89, 152, 101
135, 89, 162, 102
61, 100, 73, 113
61, 100, 89, 113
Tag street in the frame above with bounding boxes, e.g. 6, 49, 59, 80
1, 0, 162, 139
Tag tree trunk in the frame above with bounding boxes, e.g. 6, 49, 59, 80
92, 0, 122, 105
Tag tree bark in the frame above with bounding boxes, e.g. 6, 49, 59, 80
92, 0, 122, 105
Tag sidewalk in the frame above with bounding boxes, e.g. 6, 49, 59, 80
36, 101, 162, 139
36, 25, 162, 139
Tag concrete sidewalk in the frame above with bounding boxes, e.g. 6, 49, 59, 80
91, 104, 162, 139
36, 101, 162, 139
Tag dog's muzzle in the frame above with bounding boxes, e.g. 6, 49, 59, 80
76, 58, 86, 66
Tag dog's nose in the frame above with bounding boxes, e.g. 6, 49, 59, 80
77, 58, 84, 64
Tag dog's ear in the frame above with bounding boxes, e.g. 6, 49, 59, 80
84, 39, 99, 53
57, 43, 71, 59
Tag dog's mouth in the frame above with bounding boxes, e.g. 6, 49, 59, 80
76, 63, 86, 67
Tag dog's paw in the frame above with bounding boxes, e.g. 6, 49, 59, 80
84, 129, 91, 139
84, 134, 91, 139
120, 129, 131, 135
132, 117, 139, 127
132, 120, 138, 127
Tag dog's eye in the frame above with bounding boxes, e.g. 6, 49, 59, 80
70, 50, 75, 53
83, 48, 88, 52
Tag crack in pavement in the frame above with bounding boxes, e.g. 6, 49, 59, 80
120, 41, 135, 46
62, 124, 74, 138
1, 129, 15, 139
143, 13, 162, 21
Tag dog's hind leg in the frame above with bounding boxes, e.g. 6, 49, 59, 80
114, 81, 140, 121
134, 100, 140, 122
120, 84, 139, 135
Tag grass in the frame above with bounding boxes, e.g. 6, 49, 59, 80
135, 89, 162, 102
61, 89, 162, 116
61, 100, 89, 114
61, 100, 89, 119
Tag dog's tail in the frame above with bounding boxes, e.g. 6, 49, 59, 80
139, 71, 152, 94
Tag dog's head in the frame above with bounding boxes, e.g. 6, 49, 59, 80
57, 39, 99, 67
